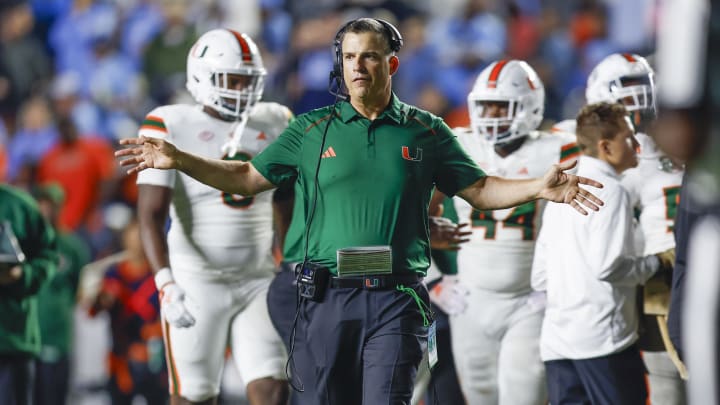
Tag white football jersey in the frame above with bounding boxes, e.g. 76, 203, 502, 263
453, 128, 579, 293
136, 102, 291, 275
621, 133, 683, 255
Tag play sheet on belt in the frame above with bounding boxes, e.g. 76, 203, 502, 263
337, 246, 392, 276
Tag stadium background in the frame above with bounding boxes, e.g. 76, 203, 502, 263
0, 0, 666, 403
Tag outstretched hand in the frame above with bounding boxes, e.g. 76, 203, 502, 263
540, 159, 604, 215
115, 137, 179, 175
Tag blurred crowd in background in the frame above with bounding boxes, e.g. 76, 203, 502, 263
0, 0, 661, 254
0, 0, 664, 402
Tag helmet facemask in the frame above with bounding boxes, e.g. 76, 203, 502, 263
209, 69, 265, 120
609, 74, 656, 132
470, 99, 517, 143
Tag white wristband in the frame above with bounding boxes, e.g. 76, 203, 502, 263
154, 267, 174, 291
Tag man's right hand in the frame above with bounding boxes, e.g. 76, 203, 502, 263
116, 136, 179, 175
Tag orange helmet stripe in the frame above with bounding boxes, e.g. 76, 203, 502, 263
228, 29, 253, 62
621, 53, 637, 62
487, 60, 510, 89
526, 77, 536, 90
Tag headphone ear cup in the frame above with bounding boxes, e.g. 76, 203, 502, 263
374, 18, 403, 53
333, 39, 342, 79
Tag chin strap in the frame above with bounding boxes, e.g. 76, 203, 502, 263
220, 110, 250, 158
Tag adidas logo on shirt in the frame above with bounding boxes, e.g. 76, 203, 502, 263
321, 147, 337, 158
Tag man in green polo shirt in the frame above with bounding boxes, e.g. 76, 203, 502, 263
117, 18, 603, 405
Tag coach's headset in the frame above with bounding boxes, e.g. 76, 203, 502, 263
328, 18, 404, 100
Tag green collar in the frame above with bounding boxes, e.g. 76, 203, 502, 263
337, 93, 405, 124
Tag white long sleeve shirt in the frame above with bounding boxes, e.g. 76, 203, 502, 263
532, 156, 660, 361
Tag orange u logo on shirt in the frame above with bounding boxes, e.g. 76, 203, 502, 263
402, 146, 422, 162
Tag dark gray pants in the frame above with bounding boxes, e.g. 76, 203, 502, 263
34, 357, 70, 405
0, 354, 34, 405
545, 344, 648, 405
294, 282, 429, 405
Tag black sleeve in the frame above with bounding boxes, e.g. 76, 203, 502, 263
668, 174, 701, 360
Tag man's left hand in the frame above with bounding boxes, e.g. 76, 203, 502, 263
539, 159, 604, 215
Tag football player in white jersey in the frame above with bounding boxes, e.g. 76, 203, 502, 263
586, 53, 686, 405
429, 60, 579, 405
136, 29, 292, 405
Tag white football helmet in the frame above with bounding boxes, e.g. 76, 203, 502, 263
186, 29, 266, 120
586, 53, 655, 115
468, 60, 545, 144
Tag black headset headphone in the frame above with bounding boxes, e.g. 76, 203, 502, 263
329, 18, 404, 99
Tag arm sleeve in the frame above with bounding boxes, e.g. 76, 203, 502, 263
558, 141, 581, 164
432, 121, 485, 197
531, 208, 550, 291
136, 109, 177, 188
4, 202, 58, 298
251, 119, 303, 187
588, 187, 658, 285
668, 176, 694, 359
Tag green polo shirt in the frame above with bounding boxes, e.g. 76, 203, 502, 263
252, 95, 485, 276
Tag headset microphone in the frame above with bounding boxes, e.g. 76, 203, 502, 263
328, 69, 348, 101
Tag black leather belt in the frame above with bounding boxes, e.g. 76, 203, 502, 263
329, 274, 421, 290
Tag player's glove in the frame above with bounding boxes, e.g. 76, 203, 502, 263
429, 275, 469, 316
656, 248, 676, 270
154, 268, 195, 328
654, 247, 676, 284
